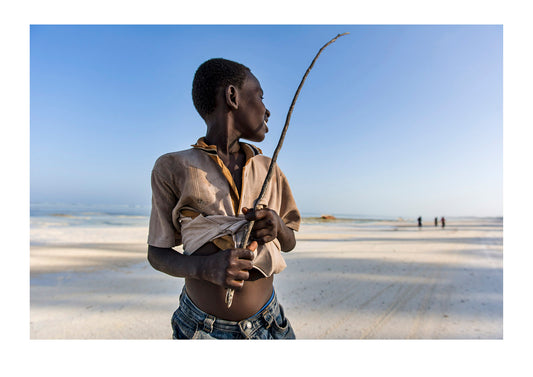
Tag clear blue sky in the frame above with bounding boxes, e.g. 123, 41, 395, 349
30, 25, 502, 218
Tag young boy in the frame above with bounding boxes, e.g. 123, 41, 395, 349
147, 58, 301, 339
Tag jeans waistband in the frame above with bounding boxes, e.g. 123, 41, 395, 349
178, 287, 280, 337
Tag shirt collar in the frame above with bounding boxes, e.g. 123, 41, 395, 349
192, 137, 263, 160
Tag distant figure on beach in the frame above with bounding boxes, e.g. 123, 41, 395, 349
435, 217, 438, 227
418, 216, 422, 227
147, 58, 300, 339
441, 217, 446, 228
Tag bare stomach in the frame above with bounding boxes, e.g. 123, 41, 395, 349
185, 242, 274, 321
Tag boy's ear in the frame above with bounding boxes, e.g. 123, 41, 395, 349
225, 85, 239, 110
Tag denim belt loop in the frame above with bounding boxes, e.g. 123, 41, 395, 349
262, 310, 274, 329
202, 315, 216, 333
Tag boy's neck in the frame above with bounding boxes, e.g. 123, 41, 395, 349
205, 120, 246, 191
205, 116, 242, 156
205, 131, 241, 156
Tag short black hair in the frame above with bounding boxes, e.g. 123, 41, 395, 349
192, 58, 251, 119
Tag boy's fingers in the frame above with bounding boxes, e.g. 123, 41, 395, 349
243, 208, 273, 223
252, 228, 272, 239
233, 270, 250, 282
253, 218, 273, 230
227, 279, 246, 290
234, 242, 257, 261
243, 207, 256, 221
253, 209, 268, 220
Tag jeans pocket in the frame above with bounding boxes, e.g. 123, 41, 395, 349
269, 304, 296, 339
172, 309, 199, 339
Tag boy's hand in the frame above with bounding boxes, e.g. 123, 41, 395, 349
201, 241, 257, 290
242, 207, 282, 244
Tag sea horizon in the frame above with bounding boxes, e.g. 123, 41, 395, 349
29, 201, 503, 226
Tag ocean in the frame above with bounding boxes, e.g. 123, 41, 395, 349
30, 203, 151, 229
30, 202, 502, 230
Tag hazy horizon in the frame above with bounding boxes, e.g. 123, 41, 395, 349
29, 200, 501, 220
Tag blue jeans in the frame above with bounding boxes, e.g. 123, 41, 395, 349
171, 287, 296, 339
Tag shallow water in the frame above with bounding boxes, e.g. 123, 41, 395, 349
30, 203, 150, 228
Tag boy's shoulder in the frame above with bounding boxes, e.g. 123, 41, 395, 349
155, 147, 198, 161
152, 148, 204, 173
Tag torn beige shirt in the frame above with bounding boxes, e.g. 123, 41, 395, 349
147, 138, 301, 277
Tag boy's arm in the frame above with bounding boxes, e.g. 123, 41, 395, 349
147, 242, 257, 289
147, 245, 203, 279
242, 207, 296, 252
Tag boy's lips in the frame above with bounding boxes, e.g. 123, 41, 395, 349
263, 120, 269, 133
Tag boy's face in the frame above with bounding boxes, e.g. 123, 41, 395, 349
233, 72, 270, 142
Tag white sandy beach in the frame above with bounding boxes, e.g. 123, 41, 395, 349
30, 218, 502, 339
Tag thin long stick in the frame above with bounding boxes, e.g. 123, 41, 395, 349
225, 32, 349, 308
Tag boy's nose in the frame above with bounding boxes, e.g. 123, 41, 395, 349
265, 109, 271, 121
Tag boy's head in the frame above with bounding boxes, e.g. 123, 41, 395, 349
192, 58, 251, 119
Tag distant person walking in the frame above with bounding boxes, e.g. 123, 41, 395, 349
434, 217, 438, 227
441, 217, 446, 228
418, 216, 422, 227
